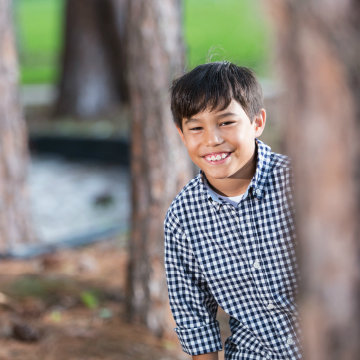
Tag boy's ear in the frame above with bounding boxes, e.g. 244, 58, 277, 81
253, 109, 266, 137
176, 125, 186, 144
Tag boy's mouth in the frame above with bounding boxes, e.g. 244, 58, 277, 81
203, 152, 231, 164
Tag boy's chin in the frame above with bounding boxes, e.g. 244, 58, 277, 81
202, 170, 233, 180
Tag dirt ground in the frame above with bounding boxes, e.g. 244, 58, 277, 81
0, 236, 192, 360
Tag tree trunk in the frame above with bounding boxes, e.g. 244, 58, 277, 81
55, 0, 128, 118
126, 0, 192, 336
0, 0, 34, 252
268, 1, 360, 358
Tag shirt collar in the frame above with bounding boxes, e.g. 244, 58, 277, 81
198, 172, 223, 210
250, 139, 272, 200
198, 139, 272, 205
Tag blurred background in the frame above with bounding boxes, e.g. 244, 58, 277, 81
16, 0, 281, 251
2, 0, 359, 359
13, 0, 281, 253
0, 0, 295, 359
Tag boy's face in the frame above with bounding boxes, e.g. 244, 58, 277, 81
177, 100, 266, 188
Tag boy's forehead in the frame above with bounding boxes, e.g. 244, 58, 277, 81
183, 99, 246, 121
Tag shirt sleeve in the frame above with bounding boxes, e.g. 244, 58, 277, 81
164, 209, 223, 356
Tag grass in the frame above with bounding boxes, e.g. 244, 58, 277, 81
15, 0, 271, 84
184, 0, 271, 74
14, 0, 64, 84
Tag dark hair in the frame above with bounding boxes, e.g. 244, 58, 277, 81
171, 61, 264, 130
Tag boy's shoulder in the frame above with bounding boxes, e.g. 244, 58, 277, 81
270, 150, 291, 172
264, 149, 293, 190
264, 148, 294, 197
256, 140, 292, 181
166, 174, 203, 217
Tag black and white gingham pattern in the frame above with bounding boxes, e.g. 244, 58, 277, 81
164, 140, 302, 359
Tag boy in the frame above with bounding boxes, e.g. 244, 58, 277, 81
164, 62, 301, 360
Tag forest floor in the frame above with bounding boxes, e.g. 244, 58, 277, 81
0, 236, 192, 360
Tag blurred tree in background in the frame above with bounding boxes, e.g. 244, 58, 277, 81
54, 0, 194, 334
55, 0, 128, 118
125, 0, 192, 335
270, 0, 360, 359
0, 0, 34, 252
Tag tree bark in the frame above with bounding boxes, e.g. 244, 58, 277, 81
268, 1, 360, 359
55, 0, 128, 118
0, 0, 34, 252
126, 0, 192, 336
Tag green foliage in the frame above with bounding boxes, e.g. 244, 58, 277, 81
15, 0, 64, 53
5, 275, 76, 299
15, 0, 271, 84
49, 309, 63, 322
14, 0, 64, 84
21, 64, 59, 84
98, 307, 113, 319
184, 0, 271, 74
80, 291, 100, 309
4, 274, 103, 310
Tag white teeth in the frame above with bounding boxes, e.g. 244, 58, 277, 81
206, 153, 229, 162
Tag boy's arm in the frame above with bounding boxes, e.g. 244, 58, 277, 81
164, 210, 222, 356
193, 352, 219, 360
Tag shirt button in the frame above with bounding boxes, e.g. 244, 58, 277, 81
286, 336, 295, 345
255, 189, 261, 197
252, 259, 261, 270
267, 302, 276, 310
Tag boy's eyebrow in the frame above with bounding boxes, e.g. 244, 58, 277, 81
184, 112, 237, 125
184, 117, 200, 125
215, 112, 237, 119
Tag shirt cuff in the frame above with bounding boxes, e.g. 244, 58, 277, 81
175, 321, 223, 355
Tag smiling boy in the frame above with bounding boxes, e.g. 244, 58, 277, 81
164, 62, 301, 359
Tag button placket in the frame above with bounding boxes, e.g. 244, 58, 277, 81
252, 259, 261, 270
286, 336, 295, 345
255, 188, 262, 197
267, 302, 276, 310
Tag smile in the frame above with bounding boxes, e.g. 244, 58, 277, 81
203, 152, 231, 163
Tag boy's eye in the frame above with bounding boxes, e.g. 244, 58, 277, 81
220, 121, 235, 126
189, 127, 203, 131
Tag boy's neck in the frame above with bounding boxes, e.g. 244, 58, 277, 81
205, 150, 257, 197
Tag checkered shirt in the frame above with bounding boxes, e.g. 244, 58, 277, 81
164, 140, 302, 359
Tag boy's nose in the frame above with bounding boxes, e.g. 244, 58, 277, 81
204, 128, 223, 147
